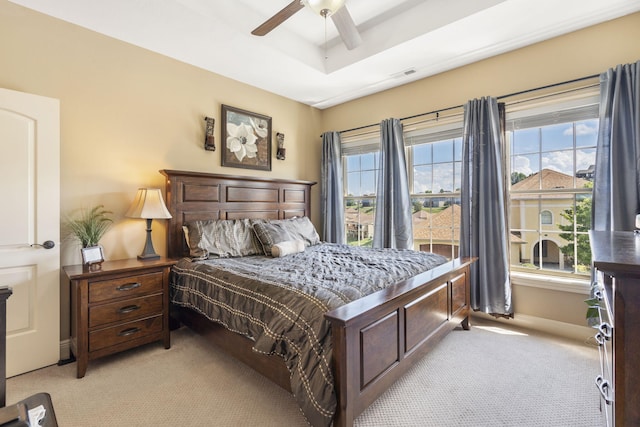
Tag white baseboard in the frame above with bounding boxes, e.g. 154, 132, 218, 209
471, 312, 596, 344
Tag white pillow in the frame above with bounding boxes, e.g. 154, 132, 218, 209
270, 239, 305, 257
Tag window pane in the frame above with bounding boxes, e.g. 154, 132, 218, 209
414, 144, 432, 165
345, 198, 376, 247
344, 151, 380, 246
433, 140, 453, 163
541, 123, 573, 152
512, 128, 539, 154
433, 163, 454, 193
511, 153, 540, 184
541, 150, 574, 188
414, 165, 433, 193
454, 138, 462, 161
347, 171, 360, 196
346, 156, 360, 172
508, 111, 596, 277
576, 119, 598, 148
412, 197, 460, 260
361, 152, 377, 170
576, 148, 596, 180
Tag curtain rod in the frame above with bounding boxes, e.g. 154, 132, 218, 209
332, 73, 600, 136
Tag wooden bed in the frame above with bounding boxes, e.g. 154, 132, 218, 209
160, 169, 475, 427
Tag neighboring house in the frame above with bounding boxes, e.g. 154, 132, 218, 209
576, 164, 595, 179
510, 168, 590, 270
345, 206, 374, 243
413, 204, 460, 258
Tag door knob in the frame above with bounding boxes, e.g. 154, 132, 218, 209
31, 240, 55, 249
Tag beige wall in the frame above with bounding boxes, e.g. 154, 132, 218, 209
2, 0, 640, 344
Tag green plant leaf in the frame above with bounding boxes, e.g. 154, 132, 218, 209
65, 205, 113, 247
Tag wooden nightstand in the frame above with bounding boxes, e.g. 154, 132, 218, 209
63, 258, 176, 378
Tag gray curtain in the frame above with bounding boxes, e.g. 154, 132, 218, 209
373, 118, 413, 249
592, 60, 640, 232
460, 97, 513, 316
321, 131, 345, 244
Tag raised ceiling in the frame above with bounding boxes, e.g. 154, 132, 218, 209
9, 0, 640, 109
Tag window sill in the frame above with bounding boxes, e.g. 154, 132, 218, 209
510, 271, 591, 295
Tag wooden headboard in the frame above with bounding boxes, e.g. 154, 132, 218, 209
160, 170, 316, 259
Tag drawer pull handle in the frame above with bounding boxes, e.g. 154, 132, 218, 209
118, 305, 141, 314
595, 332, 605, 346
117, 327, 141, 337
598, 322, 612, 340
595, 375, 613, 404
116, 282, 141, 292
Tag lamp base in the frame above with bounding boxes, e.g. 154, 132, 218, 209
137, 253, 160, 261
138, 218, 160, 261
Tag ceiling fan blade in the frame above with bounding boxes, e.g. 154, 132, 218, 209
331, 5, 362, 50
251, 1, 305, 36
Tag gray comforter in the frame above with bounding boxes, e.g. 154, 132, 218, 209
170, 243, 447, 427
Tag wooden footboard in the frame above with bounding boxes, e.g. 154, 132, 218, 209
325, 257, 474, 427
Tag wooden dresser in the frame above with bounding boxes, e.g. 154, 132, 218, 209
63, 258, 176, 378
589, 230, 640, 427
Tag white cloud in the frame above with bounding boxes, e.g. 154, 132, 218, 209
512, 155, 533, 176
575, 123, 598, 136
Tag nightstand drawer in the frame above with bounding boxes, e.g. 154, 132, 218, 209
89, 294, 163, 328
89, 315, 163, 352
89, 272, 163, 303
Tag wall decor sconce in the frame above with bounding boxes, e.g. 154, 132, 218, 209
276, 132, 286, 160
125, 188, 172, 260
204, 116, 215, 151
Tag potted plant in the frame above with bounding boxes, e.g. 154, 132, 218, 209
65, 205, 113, 248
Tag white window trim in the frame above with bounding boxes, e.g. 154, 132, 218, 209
510, 271, 591, 295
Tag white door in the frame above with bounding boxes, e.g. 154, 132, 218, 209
0, 88, 60, 377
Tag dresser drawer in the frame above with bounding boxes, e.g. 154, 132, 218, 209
89, 271, 163, 303
89, 315, 163, 352
89, 294, 163, 328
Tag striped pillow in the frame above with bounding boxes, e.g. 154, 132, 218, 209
185, 219, 264, 259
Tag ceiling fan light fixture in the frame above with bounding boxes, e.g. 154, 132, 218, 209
303, 0, 346, 17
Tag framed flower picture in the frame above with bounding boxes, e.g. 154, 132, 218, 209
221, 105, 272, 171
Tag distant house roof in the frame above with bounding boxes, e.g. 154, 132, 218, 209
345, 207, 374, 225
413, 205, 461, 241
576, 164, 595, 177
511, 168, 589, 200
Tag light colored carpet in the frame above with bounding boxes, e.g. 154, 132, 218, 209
7, 319, 602, 426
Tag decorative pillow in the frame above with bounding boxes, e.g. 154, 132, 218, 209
252, 217, 320, 256
185, 219, 263, 259
280, 217, 320, 247
271, 239, 305, 257
252, 221, 294, 256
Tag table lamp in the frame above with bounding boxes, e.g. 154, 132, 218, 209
125, 188, 172, 260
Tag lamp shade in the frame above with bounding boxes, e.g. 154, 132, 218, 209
125, 188, 172, 219
304, 0, 346, 16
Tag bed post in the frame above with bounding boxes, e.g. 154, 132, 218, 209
329, 320, 356, 427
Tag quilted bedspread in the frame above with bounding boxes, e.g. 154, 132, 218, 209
170, 243, 447, 427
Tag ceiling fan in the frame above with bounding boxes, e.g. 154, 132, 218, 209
251, 0, 362, 50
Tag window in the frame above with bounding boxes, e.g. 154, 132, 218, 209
406, 126, 463, 260
540, 210, 552, 224
338, 90, 598, 281
343, 142, 379, 247
341, 121, 463, 258
507, 99, 598, 276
